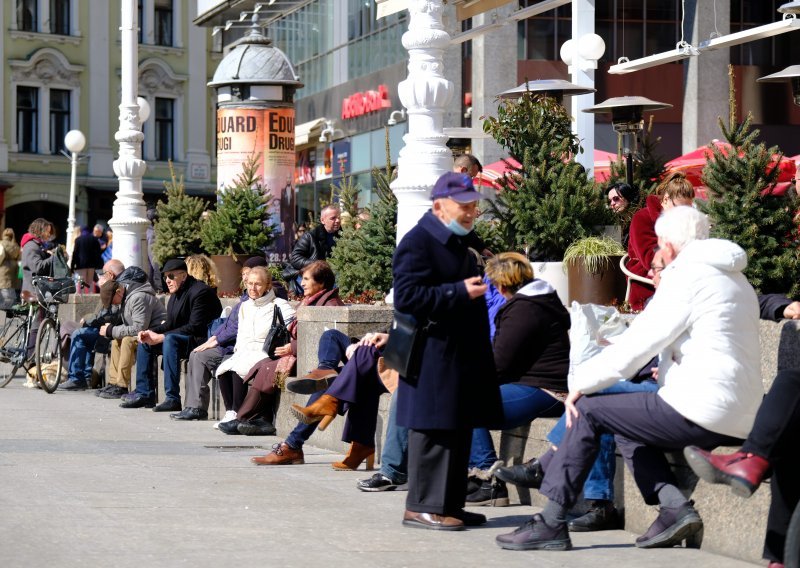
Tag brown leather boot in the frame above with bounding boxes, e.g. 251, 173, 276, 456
332, 441, 375, 471
290, 394, 338, 431
251, 442, 304, 465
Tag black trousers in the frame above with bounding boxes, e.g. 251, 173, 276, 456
406, 428, 472, 515
742, 369, 800, 563
540, 392, 742, 508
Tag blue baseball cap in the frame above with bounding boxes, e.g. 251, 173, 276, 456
430, 172, 483, 203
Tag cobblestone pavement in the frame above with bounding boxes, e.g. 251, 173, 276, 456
0, 379, 757, 568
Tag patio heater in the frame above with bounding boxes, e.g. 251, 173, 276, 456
497, 79, 595, 103
583, 96, 672, 186
757, 65, 800, 107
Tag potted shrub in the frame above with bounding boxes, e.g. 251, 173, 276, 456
482, 93, 613, 302
200, 154, 277, 295
153, 162, 206, 266
563, 236, 627, 305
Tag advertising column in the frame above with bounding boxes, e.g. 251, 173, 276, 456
216, 105, 296, 259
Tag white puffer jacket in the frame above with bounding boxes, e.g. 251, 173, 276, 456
215, 290, 296, 378
571, 238, 762, 439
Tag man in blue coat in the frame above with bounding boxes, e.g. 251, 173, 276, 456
393, 171, 502, 531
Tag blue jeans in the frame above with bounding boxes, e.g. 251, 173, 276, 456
317, 329, 350, 370
286, 390, 324, 449
67, 326, 100, 384
469, 383, 564, 470
380, 392, 408, 484
134, 334, 191, 402
547, 379, 660, 501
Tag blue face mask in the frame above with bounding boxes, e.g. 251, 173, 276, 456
446, 218, 471, 236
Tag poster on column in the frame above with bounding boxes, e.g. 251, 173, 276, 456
216, 106, 296, 260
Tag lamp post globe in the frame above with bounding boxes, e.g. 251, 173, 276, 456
64, 129, 86, 262
136, 96, 151, 124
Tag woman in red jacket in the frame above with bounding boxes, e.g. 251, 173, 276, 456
626, 172, 695, 310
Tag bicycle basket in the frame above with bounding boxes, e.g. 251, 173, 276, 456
32, 276, 76, 304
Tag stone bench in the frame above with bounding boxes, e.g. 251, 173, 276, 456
58, 296, 798, 564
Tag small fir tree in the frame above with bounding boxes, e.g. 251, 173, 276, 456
483, 93, 613, 260
153, 162, 206, 265
328, 131, 397, 298
200, 154, 276, 256
698, 65, 800, 295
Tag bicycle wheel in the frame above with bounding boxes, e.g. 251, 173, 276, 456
785, 500, 800, 568
35, 318, 62, 394
0, 316, 26, 388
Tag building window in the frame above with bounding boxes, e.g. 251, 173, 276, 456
49, 89, 70, 154
138, 0, 143, 43
17, 0, 37, 31
154, 97, 174, 161
49, 0, 70, 35
17, 86, 39, 153
154, 0, 173, 46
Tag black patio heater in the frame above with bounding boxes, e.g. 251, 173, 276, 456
582, 96, 671, 186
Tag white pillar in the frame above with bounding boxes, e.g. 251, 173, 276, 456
571, 0, 596, 177
109, 0, 149, 270
391, 0, 453, 244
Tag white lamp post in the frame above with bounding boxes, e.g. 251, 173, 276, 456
109, 0, 149, 271
64, 129, 86, 262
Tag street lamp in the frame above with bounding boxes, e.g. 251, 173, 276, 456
64, 129, 86, 262
583, 96, 672, 186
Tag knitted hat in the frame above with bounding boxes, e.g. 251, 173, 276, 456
243, 256, 268, 268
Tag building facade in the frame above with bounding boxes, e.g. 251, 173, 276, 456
2, 0, 217, 244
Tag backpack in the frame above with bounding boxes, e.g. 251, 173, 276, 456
50, 247, 70, 279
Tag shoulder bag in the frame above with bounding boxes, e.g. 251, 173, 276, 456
382, 310, 429, 383
263, 306, 291, 360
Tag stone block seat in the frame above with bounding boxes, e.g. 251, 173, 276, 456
59, 296, 798, 565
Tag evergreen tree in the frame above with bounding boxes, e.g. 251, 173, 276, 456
328, 135, 397, 298
483, 93, 613, 260
698, 113, 800, 295
153, 162, 206, 265
200, 154, 276, 256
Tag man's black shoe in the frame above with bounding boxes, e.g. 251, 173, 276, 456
568, 500, 622, 532
62, 380, 88, 391
494, 457, 545, 489
98, 385, 128, 399
153, 399, 182, 412
237, 417, 276, 436
119, 394, 155, 409
218, 419, 242, 435
635, 501, 703, 548
466, 479, 509, 507
170, 407, 208, 421
357, 473, 402, 492
452, 509, 487, 526
496, 513, 572, 551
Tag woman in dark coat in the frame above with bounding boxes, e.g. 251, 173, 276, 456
20, 218, 55, 295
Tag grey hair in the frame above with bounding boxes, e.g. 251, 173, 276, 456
654, 205, 709, 253
320, 204, 340, 218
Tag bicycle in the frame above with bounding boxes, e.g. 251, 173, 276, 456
0, 276, 74, 392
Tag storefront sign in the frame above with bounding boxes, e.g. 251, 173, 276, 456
215, 106, 296, 257
341, 84, 391, 120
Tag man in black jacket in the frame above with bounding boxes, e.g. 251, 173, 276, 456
284, 205, 340, 293
120, 258, 221, 411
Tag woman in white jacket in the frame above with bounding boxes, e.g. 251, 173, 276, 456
215, 266, 295, 420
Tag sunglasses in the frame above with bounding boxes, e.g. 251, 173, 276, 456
165, 272, 185, 281
609, 195, 623, 203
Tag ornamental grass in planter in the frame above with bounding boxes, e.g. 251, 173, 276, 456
563, 236, 626, 306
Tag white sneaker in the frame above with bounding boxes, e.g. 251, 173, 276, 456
213, 410, 237, 429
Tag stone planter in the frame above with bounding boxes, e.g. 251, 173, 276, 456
532, 261, 569, 305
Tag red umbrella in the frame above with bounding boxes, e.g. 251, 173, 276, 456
665, 141, 796, 199
476, 150, 619, 188
593, 149, 619, 183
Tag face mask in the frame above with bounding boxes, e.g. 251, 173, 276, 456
445, 218, 470, 236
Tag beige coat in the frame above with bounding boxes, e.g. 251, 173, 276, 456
0, 238, 21, 289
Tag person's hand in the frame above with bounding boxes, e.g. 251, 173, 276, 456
784, 301, 800, 319
565, 390, 583, 429
193, 336, 217, 353
651, 366, 659, 380
464, 276, 487, 299
99, 323, 109, 336
357, 332, 389, 349
273, 343, 292, 357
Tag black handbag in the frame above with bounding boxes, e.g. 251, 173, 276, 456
263, 307, 291, 360
383, 311, 428, 383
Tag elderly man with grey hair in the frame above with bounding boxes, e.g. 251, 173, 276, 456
496, 206, 764, 553
283, 204, 341, 295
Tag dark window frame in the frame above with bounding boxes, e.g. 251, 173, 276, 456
17, 86, 39, 154
154, 97, 174, 161
49, 88, 71, 155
